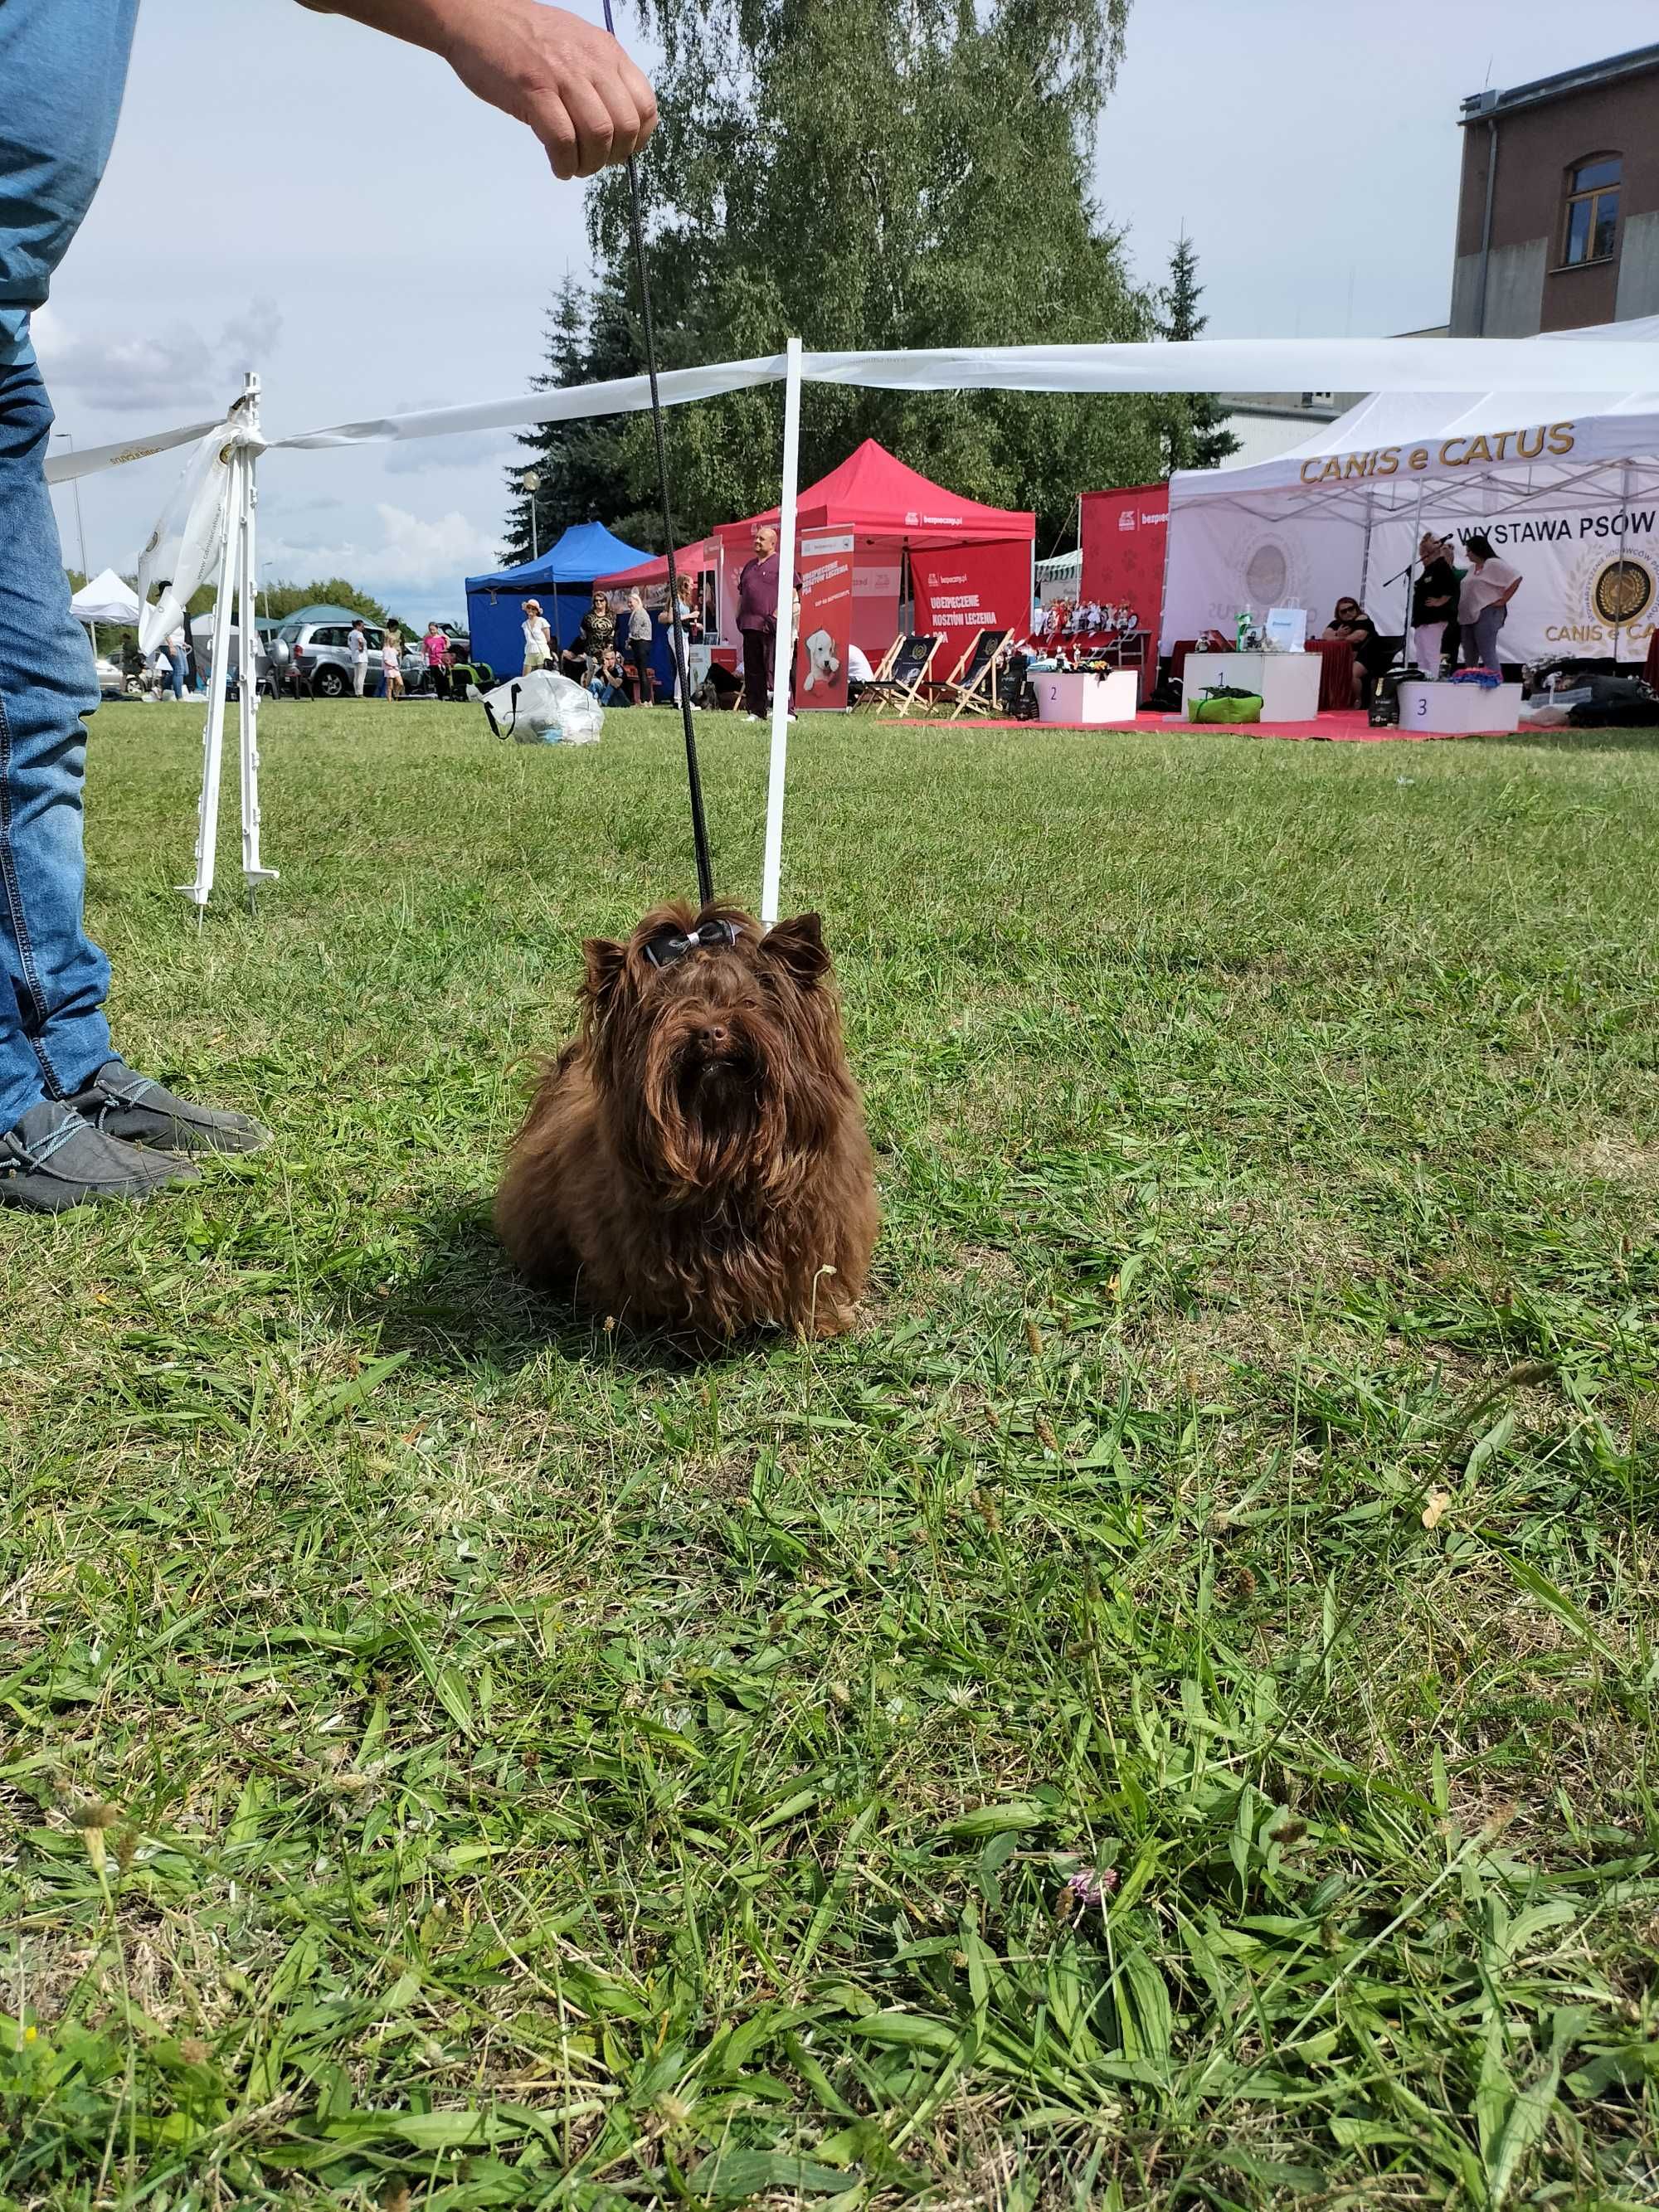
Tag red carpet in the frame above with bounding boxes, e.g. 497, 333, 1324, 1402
905, 711, 1503, 742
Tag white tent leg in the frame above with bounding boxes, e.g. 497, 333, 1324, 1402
178, 450, 241, 913
236, 379, 278, 907
760, 335, 802, 929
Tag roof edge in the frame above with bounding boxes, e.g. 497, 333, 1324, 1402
1460, 40, 1659, 123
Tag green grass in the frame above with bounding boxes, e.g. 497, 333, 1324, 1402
3, 698, 1658, 2211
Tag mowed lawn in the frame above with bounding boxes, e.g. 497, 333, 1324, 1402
4, 698, 1658, 2211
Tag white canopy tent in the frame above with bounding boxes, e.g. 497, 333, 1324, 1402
69, 566, 141, 626
1162, 314, 1659, 666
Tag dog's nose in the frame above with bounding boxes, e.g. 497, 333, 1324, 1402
698, 1022, 730, 1053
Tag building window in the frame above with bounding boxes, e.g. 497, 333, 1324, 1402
1562, 155, 1620, 265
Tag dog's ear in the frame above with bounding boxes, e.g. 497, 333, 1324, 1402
761, 912, 830, 987
582, 936, 627, 1013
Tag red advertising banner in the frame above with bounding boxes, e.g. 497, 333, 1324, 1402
911, 540, 1033, 650
798, 530, 854, 712
1079, 484, 1169, 634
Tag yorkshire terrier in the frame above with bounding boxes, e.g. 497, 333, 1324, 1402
495, 904, 878, 1337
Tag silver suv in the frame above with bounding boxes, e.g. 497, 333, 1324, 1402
273, 615, 389, 699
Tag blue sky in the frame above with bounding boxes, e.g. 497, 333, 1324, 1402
42, 0, 1659, 622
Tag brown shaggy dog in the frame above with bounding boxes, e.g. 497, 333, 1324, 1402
495, 902, 878, 1337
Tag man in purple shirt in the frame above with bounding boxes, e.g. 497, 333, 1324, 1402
736, 523, 801, 722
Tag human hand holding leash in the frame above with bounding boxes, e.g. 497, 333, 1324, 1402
301, 0, 657, 177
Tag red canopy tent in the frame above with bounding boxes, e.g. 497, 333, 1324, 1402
597, 440, 1034, 658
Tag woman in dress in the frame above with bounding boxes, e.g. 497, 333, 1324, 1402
577, 589, 615, 681
1322, 596, 1389, 706
521, 597, 552, 671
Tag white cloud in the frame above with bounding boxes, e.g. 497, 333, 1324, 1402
33, 295, 285, 413
220, 295, 285, 375
264, 503, 497, 595
33, 305, 217, 411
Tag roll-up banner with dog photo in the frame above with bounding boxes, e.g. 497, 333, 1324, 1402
798, 532, 854, 711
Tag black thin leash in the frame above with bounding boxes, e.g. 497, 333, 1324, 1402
599, 0, 714, 908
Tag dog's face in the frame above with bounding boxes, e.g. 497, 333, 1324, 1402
581, 903, 853, 1196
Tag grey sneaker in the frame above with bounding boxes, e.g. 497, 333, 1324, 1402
0, 1100, 199, 1214
68, 1058, 270, 1156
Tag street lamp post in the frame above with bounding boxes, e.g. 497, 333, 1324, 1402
54, 431, 96, 659
523, 469, 541, 561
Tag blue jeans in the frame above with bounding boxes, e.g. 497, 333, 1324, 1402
0, 353, 113, 1130
169, 649, 187, 699
1462, 604, 1506, 669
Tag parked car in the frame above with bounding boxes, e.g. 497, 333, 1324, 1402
94, 655, 126, 699
272, 615, 386, 699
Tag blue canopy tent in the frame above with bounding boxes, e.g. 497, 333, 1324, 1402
465, 520, 653, 680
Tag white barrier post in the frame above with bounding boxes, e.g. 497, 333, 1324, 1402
236, 374, 278, 907
760, 336, 802, 928
179, 446, 241, 913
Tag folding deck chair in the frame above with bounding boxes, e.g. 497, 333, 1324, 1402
935, 627, 1012, 719
863, 634, 941, 717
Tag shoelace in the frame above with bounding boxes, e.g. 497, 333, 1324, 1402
80, 1069, 162, 1130
1, 1111, 86, 1173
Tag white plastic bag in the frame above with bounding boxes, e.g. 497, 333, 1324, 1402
481, 668, 602, 745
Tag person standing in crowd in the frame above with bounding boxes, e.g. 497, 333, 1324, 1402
1458, 533, 1521, 669
624, 586, 654, 702
167, 622, 188, 699
521, 597, 551, 672
0, 0, 655, 1213
737, 523, 801, 722
422, 620, 451, 698
1410, 534, 1460, 678
578, 587, 615, 679
348, 617, 370, 697
669, 570, 702, 707
382, 627, 404, 700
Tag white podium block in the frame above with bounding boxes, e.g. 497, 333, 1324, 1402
1396, 680, 1523, 734
1032, 668, 1139, 724
1187, 651, 1322, 722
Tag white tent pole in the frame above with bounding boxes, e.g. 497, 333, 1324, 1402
178, 448, 241, 913
760, 335, 802, 930
1613, 459, 1632, 667
236, 374, 279, 908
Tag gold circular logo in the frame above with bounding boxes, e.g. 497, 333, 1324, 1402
1592, 556, 1654, 627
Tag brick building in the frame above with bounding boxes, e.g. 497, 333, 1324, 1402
1450, 42, 1659, 334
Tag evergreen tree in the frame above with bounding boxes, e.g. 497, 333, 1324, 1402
1157, 234, 1239, 473
500, 0, 1166, 557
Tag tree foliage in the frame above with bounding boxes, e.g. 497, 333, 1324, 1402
500, 0, 1165, 562
258, 576, 404, 628
1156, 233, 1239, 474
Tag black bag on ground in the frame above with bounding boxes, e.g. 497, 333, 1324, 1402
1565, 673, 1657, 727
